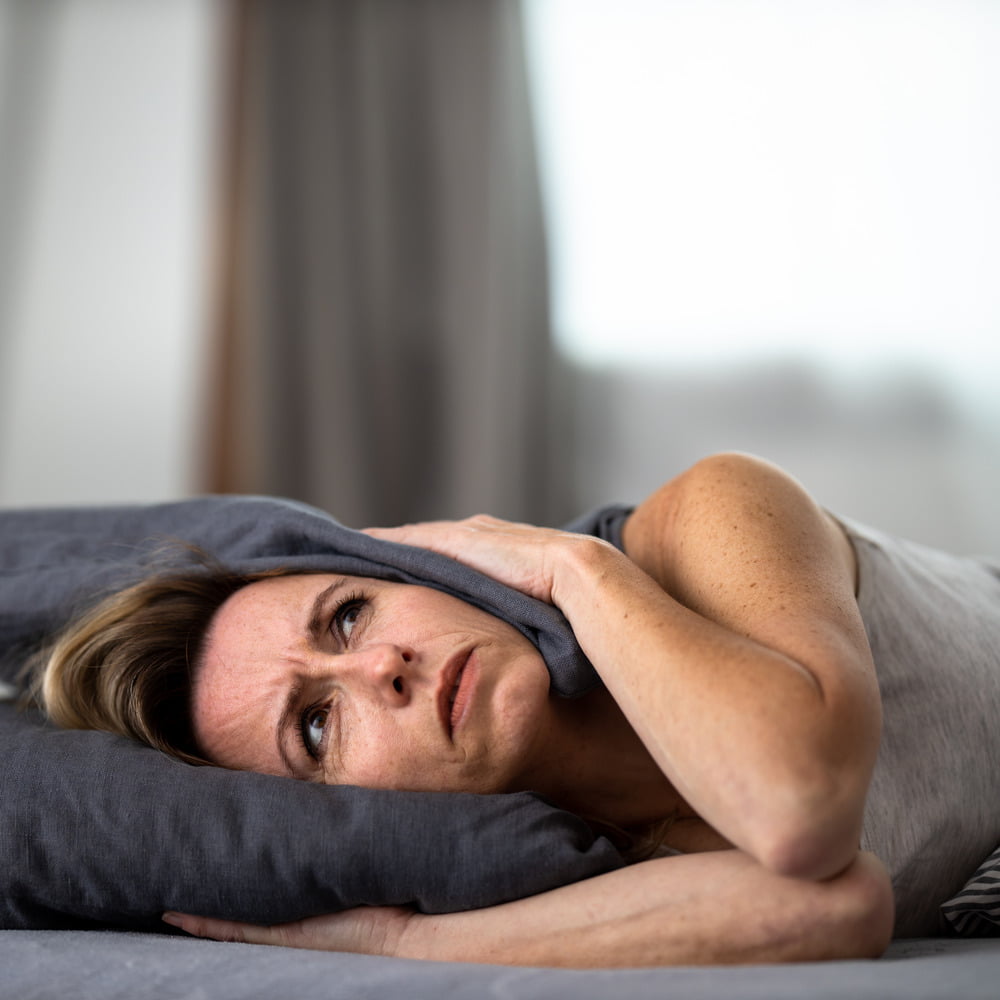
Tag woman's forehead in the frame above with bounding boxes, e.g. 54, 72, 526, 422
191, 575, 346, 767
210, 573, 344, 640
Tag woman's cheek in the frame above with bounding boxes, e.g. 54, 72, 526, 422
339, 724, 433, 791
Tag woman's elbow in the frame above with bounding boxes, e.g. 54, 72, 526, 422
820, 851, 895, 961
755, 823, 862, 882
749, 779, 872, 881
760, 851, 894, 964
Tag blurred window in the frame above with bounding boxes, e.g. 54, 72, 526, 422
524, 0, 1000, 413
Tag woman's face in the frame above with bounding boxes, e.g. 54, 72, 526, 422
191, 574, 556, 794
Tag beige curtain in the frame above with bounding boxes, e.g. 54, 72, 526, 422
205, 0, 568, 528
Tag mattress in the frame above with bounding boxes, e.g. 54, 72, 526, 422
1, 932, 998, 1000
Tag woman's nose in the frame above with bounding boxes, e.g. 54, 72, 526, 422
339, 643, 414, 701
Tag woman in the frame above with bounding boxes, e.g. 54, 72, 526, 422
36, 453, 1000, 966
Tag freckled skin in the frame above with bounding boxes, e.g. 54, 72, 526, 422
192, 574, 563, 796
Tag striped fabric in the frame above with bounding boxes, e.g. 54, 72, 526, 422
941, 847, 1000, 936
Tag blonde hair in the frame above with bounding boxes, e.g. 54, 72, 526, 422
30, 565, 266, 765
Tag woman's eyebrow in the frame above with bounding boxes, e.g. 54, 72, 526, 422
306, 578, 348, 644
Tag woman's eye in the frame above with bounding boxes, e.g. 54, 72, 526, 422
333, 598, 366, 642
302, 707, 328, 757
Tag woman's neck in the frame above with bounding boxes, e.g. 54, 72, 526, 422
528, 685, 681, 832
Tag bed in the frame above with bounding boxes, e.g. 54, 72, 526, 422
2, 932, 1000, 1000
3, 497, 1000, 997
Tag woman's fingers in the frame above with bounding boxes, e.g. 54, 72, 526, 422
365, 515, 526, 557
365, 517, 575, 602
163, 911, 284, 946
162, 906, 414, 955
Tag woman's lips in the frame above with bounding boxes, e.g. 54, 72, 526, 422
438, 650, 470, 740
449, 655, 476, 734
437, 649, 478, 741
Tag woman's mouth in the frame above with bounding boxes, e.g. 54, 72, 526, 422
438, 650, 475, 740
449, 656, 476, 733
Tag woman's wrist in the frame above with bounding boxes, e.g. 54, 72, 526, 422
548, 533, 635, 613
549, 532, 669, 641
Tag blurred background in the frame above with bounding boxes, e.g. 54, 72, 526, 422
1, 0, 997, 553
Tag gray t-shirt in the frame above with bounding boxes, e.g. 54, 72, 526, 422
842, 517, 1000, 936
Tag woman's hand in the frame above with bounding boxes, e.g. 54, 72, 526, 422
366, 516, 613, 606
162, 904, 415, 957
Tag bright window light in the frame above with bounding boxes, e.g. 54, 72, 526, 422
525, 0, 1000, 393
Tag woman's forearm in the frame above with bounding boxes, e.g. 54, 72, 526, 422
167, 850, 894, 968
397, 850, 893, 968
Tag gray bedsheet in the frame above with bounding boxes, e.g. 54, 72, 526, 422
2, 932, 998, 1000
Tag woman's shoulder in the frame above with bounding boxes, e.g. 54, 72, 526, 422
626, 452, 808, 533
635, 452, 810, 516
621, 452, 857, 604
566, 453, 801, 554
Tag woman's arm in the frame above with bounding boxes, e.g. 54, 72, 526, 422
560, 453, 880, 878
369, 453, 882, 880
165, 849, 893, 967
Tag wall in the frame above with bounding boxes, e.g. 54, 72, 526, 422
0, 0, 219, 506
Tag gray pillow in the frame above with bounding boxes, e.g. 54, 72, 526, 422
0, 703, 621, 929
0, 496, 604, 694
0, 497, 622, 930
